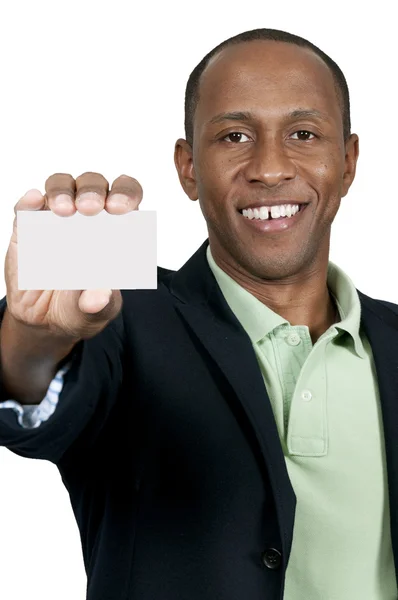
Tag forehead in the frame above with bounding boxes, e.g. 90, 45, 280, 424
196, 40, 341, 125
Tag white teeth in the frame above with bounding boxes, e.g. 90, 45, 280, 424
242, 204, 300, 220
259, 207, 268, 219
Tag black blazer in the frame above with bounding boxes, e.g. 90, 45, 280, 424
1, 239, 398, 600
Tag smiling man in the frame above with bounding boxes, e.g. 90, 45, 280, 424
175, 32, 359, 345
1, 28, 398, 600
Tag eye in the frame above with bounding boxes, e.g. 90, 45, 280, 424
222, 132, 251, 143
290, 130, 316, 141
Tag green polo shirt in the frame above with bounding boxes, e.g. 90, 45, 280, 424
206, 244, 397, 599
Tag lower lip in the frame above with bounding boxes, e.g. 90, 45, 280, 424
239, 204, 308, 233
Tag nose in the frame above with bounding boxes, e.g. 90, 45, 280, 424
244, 135, 297, 187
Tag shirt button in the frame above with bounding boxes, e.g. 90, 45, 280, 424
286, 333, 301, 346
301, 390, 312, 402
261, 548, 282, 570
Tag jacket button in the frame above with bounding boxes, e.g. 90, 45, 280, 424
261, 548, 282, 570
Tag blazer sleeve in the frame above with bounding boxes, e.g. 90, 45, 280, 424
0, 359, 72, 429
0, 294, 126, 465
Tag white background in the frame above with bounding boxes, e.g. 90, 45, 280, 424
0, 1, 396, 598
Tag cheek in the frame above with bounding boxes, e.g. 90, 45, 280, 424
308, 159, 344, 221
196, 154, 232, 204
306, 154, 345, 196
314, 143, 346, 182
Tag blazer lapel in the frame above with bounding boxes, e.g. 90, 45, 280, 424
170, 239, 297, 558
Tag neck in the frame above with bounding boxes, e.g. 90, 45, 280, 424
210, 243, 337, 345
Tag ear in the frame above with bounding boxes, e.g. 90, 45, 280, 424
174, 138, 198, 201
341, 134, 359, 198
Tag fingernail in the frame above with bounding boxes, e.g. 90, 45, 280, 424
54, 194, 72, 206
76, 192, 102, 205
107, 193, 130, 207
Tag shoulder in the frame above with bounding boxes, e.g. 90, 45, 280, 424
375, 299, 398, 315
157, 265, 176, 283
357, 289, 398, 315
357, 290, 398, 330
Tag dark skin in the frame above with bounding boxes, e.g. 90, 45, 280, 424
174, 40, 359, 345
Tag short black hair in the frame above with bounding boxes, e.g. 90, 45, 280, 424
184, 28, 351, 146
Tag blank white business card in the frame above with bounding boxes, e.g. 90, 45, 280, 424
17, 210, 157, 290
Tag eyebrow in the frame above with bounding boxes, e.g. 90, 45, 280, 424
208, 109, 330, 126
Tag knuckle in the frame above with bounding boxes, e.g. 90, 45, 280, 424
45, 173, 74, 182
75, 172, 109, 199
45, 173, 75, 187
76, 171, 108, 182
114, 174, 142, 188
45, 173, 76, 199
109, 175, 143, 202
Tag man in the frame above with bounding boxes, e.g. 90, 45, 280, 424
1, 27, 398, 600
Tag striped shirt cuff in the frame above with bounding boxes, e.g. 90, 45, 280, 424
0, 361, 73, 429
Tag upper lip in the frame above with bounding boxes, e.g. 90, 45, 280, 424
239, 200, 309, 211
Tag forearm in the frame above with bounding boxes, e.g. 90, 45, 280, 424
0, 308, 79, 405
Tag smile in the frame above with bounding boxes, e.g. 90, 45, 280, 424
238, 203, 309, 233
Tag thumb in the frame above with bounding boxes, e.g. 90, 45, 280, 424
78, 289, 113, 314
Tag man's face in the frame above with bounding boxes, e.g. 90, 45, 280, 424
175, 41, 359, 281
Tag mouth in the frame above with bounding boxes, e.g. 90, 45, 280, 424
237, 203, 309, 233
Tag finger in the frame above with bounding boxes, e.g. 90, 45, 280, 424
45, 173, 77, 216
12, 189, 49, 241
106, 174, 143, 214
14, 189, 47, 216
75, 172, 109, 216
